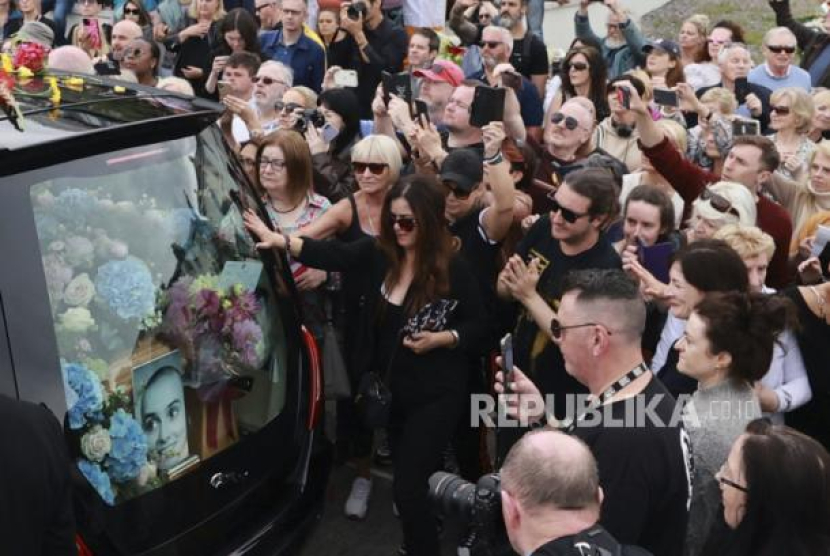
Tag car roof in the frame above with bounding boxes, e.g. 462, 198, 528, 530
0, 70, 223, 172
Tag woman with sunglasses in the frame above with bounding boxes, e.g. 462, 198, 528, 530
307, 87, 363, 203
767, 87, 815, 183
702, 420, 830, 556
120, 37, 160, 86
674, 291, 791, 556
244, 175, 486, 556
117, 0, 152, 37
684, 20, 745, 92
547, 46, 610, 125
275, 86, 317, 131
686, 181, 756, 244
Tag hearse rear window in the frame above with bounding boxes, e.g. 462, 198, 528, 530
29, 130, 288, 505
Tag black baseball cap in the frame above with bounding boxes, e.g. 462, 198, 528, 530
440, 149, 483, 192
643, 39, 681, 58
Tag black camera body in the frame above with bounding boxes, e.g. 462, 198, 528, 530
428, 472, 511, 556
294, 109, 326, 133
347, 2, 368, 20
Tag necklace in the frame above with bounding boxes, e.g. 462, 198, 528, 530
809, 285, 827, 319
271, 195, 306, 214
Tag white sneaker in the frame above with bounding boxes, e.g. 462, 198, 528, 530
344, 477, 372, 520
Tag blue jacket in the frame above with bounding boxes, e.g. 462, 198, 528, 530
260, 29, 326, 92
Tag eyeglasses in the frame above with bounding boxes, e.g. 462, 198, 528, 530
479, 13, 492, 19
275, 101, 303, 113
770, 104, 791, 115
255, 75, 285, 86
545, 195, 590, 224
259, 157, 287, 171
125, 47, 146, 58
352, 161, 388, 175
389, 214, 417, 232
717, 465, 748, 492
699, 188, 741, 218
124, 7, 140, 14
566, 61, 589, 72
606, 23, 620, 29
550, 318, 610, 341
766, 44, 796, 54
480, 40, 503, 49
442, 181, 474, 200
550, 111, 580, 131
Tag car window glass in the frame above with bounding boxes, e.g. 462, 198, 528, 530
29, 130, 289, 506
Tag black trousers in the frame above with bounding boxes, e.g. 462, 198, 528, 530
390, 393, 463, 556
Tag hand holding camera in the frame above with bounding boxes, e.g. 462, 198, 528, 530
339, 2, 367, 35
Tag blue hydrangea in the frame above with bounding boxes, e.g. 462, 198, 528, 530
62, 362, 104, 430
105, 409, 148, 483
95, 257, 157, 320
78, 459, 116, 506
53, 189, 94, 228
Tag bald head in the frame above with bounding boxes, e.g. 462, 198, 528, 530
47, 46, 94, 74
112, 20, 143, 59
501, 430, 600, 513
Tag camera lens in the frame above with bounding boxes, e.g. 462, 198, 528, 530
428, 472, 476, 520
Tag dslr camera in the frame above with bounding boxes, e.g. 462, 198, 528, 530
347, 1, 368, 20
428, 472, 511, 556
294, 109, 326, 134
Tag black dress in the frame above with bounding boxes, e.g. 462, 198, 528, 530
167, 19, 221, 98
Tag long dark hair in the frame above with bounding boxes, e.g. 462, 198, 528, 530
380, 175, 455, 316
561, 46, 609, 122
318, 88, 362, 157
673, 239, 749, 294
725, 420, 830, 556
216, 8, 262, 58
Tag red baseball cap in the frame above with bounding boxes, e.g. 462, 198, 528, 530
413, 60, 464, 87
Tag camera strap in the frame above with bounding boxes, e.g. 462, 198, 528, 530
559, 363, 648, 433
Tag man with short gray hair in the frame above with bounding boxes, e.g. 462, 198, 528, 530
749, 27, 811, 92
501, 430, 651, 556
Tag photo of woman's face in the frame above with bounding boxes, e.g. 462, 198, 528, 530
141, 368, 188, 470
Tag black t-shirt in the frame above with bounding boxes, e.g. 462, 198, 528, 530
510, 33, 549, 80
571, 377, 692, 556
513, 216, 621, 412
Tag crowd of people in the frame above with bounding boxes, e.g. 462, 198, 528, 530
3, 0, 830, 554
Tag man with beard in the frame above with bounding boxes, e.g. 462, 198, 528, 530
498, 0, 548, 97
467, 25, 542, 142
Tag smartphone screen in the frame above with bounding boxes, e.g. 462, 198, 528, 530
732, 119, 760, 137
734, 77, 750, 104
653, 88, 678, 107
469, 86, 505, 128
617, 87, 631, 110
217, 80, 231, 99
382, 71, 411, 105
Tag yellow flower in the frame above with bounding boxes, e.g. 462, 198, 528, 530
0, 54, 12, 73
17, 66, 33, 79
48, 77, 60, 105
65, 77, 85, 90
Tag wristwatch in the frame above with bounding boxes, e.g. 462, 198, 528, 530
484, 150, 504, 165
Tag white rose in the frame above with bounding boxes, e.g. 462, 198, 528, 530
64, 273, 96, 306
59, 307, 96, 333
80, 425, 112, 462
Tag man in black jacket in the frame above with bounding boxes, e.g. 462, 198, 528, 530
0, 394, 76, 555
501, 429, 652, 556
769, 0, 830, 87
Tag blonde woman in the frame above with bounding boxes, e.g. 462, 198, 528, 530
687, 180, 757, 243
768, 142, 830, 243
683, 87, 738, 172
167, 0, 225, 97
768, 87, 815, 182
808, 89, 830, 143
678, 14, 709, 67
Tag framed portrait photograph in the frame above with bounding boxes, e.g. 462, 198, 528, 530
132, 350, 191, 471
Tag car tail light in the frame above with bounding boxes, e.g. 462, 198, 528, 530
76, 535, 94, 556
301, 326, 323, 431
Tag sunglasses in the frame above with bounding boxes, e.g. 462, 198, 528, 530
550, 111, 580, 131
545, 195, 590, 223
699, 187, 740, 218
389, 214, 417, 232
352, 161, 388, 175
770, 105, 791, 115
566, 61, 589, 72
125, 47, 146, 58
766, 44, 796, 54
124, 7, 140, 14
275, 101, 302, 113
255, 75, 283, 86
550, 318, 609, 341
480, 40, 502, 49
442, 181, 474, 200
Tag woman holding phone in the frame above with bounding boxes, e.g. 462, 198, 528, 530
204, 8, 261, 97
70, 0, 112, 58
244, 175, 486, 556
